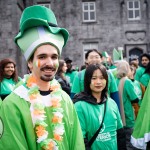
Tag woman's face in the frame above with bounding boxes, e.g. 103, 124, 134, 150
4, 63, 15, 78
90, 69, 106, 94
62, 62, 67, 73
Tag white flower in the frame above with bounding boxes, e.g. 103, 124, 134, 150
54, 124, 65, 135
37, 131, 48, 143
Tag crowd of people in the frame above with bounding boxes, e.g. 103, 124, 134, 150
0, 5, 150, 150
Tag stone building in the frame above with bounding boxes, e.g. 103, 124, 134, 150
0, 0, 150, 75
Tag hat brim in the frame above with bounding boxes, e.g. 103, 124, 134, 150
15, 18, 69, 47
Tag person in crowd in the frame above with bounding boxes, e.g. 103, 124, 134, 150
0, 58, 21, 100
130, 56, 139, 68
130, 61, 138, 71
71, 49, 120, 111
0, 5, 85, 150
134, 53, 150, 81
80, 64, 86, 71
64, 57, 78, 89
131, 80, 150, 150
73, 64, 126, 150
116, 60, 139, 150
128, 66, 144, 114
139, 61, 150, 88
55, 59, 71, 95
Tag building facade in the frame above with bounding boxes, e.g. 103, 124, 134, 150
0, 0, 150, 75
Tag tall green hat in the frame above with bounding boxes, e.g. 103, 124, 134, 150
113, 48, 123, 62
15, 5, 69, 61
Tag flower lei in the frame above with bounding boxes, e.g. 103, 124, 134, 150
25, 74, 64, 150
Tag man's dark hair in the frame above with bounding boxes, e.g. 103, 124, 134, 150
84, 64, 108, 101
85, 49, 102, 59
140, 53, 150, 61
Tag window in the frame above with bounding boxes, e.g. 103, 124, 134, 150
39, 3, 51, 9
127, 1, 140, 20
83, 43, 98, 62
82, 2, 96, 22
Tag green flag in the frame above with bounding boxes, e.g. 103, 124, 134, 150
131, 80, 150, 149
113, 48, 123, 62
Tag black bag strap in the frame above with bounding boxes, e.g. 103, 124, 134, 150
88, 101, 106, 147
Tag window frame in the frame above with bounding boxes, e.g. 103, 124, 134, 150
82, 1, 96, 22
127, 1, 141, 20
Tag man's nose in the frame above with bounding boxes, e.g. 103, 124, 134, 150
46, 57, 54, 65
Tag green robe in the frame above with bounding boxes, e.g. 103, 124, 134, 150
0, 80, 85, 150
131, 81, 150, 149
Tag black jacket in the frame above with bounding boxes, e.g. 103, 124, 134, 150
55, 75, 71, 96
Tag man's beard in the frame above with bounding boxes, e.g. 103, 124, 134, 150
40, 66, 56, 82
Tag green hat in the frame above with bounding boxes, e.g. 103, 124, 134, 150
113, 48, 123, 62
15, 5, 69, 61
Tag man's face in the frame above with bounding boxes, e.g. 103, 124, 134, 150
86, 51, 102, 65
28, 44, 59, 82
141, 56, 149, 67
66, 62, 72, 70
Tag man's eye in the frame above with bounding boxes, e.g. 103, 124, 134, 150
39, 56, 46, 59
52, 55, 58, 59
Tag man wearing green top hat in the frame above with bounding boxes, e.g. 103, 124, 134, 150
0, 5, 85, 150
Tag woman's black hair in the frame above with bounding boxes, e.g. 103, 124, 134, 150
85, 49, 102, 59
84, 64, 108, 100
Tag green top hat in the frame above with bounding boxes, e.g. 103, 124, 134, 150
113, 48, 123, 62
15, 5, 69, 61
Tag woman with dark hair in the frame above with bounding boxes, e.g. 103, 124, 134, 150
0, 58, 21, 100
73, 64, 126, 150
55, 59, 71, 95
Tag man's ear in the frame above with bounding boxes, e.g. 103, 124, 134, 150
28, 60, 33, 71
